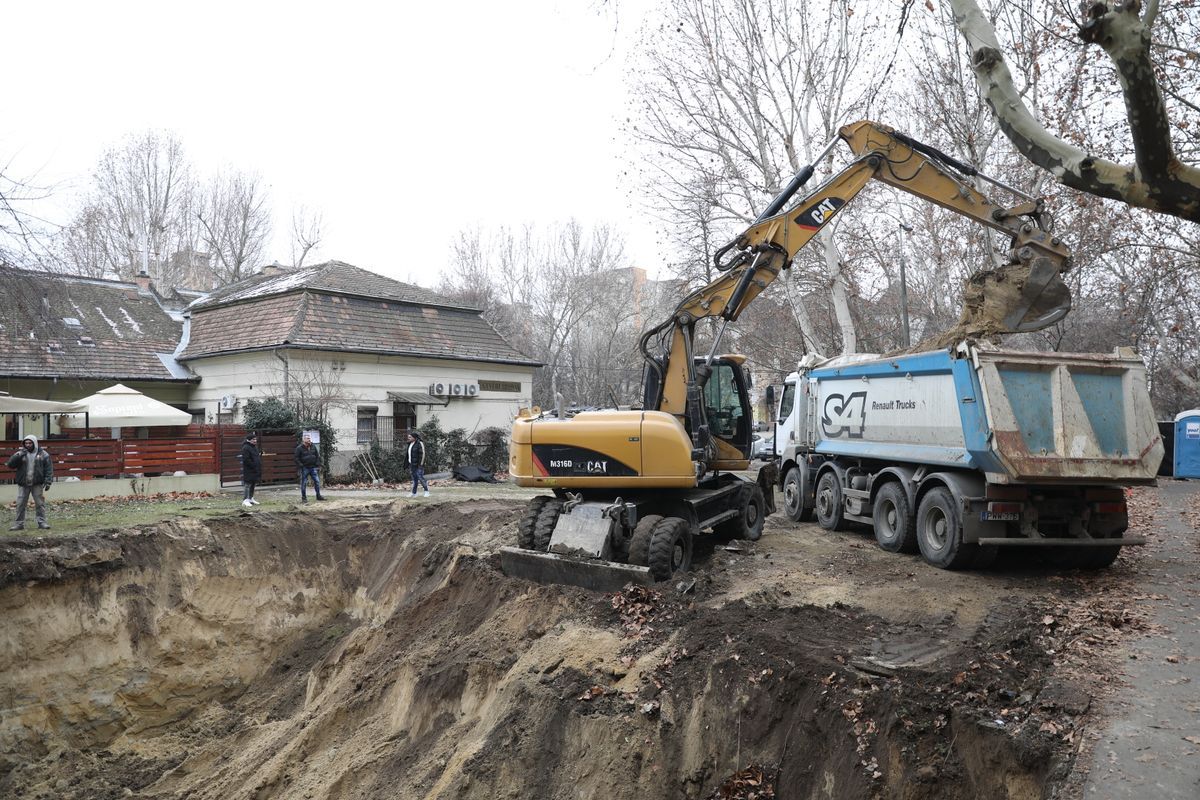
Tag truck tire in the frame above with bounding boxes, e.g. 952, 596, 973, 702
815, 471, 846, 531
872, 482, 917, 553
648, 517, 693, 581
532, 500, 563, 551
916, 487, 976, 570
783, 467, 814, 522
627, 514, 662, 566
716, 484, 766, 541
517, 496, 553, 549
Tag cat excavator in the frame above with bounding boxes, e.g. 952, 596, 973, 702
500, 120, 1072, 591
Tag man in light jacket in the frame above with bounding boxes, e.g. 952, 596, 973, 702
7, 435, 53, 530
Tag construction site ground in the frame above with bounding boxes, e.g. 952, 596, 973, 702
1, 472, 1197, 799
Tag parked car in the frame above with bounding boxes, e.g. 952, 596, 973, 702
751, 434, 775, 460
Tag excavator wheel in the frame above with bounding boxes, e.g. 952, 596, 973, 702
627, 514, 662, 567
517, 496, 554, 550
648, 517, 693, 581
531, 500, 563, 552
715, 483, 765, 541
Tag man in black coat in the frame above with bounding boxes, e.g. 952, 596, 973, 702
7, 435, 53, 530
407, 431, 430, 497
241, 432, 262, 507
295, 433, 325, 503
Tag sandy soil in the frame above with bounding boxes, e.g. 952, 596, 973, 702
0, 487, 1184, 799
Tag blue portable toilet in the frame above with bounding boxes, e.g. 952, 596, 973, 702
1176, 409, 1200, 478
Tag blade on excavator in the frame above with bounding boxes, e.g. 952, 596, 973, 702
499, 546, 655, 593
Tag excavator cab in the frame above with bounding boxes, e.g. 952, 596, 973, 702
700, 356, 754, 461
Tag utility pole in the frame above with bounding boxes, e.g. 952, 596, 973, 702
898, 221, 913, 348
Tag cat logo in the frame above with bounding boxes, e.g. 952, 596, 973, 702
794, 196, 846, 230
821, 391, 867, 439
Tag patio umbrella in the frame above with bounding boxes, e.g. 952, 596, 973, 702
0, 395, 86, 414
64, 384, 191, 428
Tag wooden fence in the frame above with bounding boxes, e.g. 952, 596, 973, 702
218, 431, 300, 487
1, 438, 218, 481
3, 431, 302, 487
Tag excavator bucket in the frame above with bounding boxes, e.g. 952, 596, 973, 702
499, 547, 655, 593
926, 259, 1072, 349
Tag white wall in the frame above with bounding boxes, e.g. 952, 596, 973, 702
185, 348, 535, 442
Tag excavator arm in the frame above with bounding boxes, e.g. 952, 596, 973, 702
641, 120, 1072, 467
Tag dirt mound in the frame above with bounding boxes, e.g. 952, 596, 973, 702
0, 503, 1094, 799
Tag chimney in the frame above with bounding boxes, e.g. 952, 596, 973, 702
135, 269, 152, 292
261, 261, 288, 277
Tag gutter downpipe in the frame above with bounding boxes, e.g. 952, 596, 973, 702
274, 349, 290, 404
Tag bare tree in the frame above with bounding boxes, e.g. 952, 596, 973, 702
290, 206, 323, 268
75, 131, 194, 283
628, 0, 904, 354
949, 0, 1200, 221
197, 169, 271, 285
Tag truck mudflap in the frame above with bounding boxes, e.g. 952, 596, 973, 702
498, 547, 654, 593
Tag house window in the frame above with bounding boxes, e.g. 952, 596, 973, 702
357, 407, 378, 445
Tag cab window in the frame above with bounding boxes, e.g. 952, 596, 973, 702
703, 363, 747, 441
778, 382, 796, 423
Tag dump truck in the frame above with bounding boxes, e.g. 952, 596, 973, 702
774, 341, 1164, 569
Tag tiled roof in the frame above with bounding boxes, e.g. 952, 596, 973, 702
190, 261, 480, 311
0, 269, 193, 382
179, 288, 539, 366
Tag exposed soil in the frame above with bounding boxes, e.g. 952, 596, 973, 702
0, 492, 1168, 799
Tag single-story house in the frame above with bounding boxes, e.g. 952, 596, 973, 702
176, 261, 540, 462
0, 268, 199, 440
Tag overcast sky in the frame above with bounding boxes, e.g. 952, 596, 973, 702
5, 0, 663, 285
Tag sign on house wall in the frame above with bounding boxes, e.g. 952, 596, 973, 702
429, 381, 479, 397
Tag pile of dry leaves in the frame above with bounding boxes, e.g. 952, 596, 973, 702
705, 764, 777, 800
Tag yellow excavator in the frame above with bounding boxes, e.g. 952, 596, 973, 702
501, 120, 1072, 591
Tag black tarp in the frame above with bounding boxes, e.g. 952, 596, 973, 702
453, 465, 499, 483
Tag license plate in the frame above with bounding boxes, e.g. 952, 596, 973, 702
980, 511, 1019, 521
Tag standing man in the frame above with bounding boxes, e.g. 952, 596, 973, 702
295, 433, 325, 503
241, 432, 262, 507
7, 435, 53, 530
406, 431, 430, 497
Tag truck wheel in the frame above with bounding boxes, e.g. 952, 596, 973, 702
531, 500, 563, 551
783, 467, 814, 522
815, 471, 846, 531
517, 496, 553, 549
916, 488, 976, 569
716, 484, 766, 541
872, 482, 917, 553
627, 514, 662, 566
648, 517, 693, 581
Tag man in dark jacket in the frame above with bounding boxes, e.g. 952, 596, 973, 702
7, 435, 53, 530
407, 431, 429, 497
241, 432, 262, 507
295, 433, 325, 503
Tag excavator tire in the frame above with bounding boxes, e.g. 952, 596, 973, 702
648, 517, 693, 581
627, 514, 662, 567
531, 500, 563, 552
715, 483, 765, 541
517, 496, 554, 550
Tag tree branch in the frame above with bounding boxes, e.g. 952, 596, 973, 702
949, 0, 1199, 221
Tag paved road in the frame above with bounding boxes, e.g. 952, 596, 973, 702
1082, 480, 1200, 799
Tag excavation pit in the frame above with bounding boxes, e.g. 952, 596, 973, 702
0, 502, 1081, 799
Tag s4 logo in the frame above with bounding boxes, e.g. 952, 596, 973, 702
821, 391, 867, 439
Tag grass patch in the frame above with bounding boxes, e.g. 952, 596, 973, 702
2, 492, 301, 538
